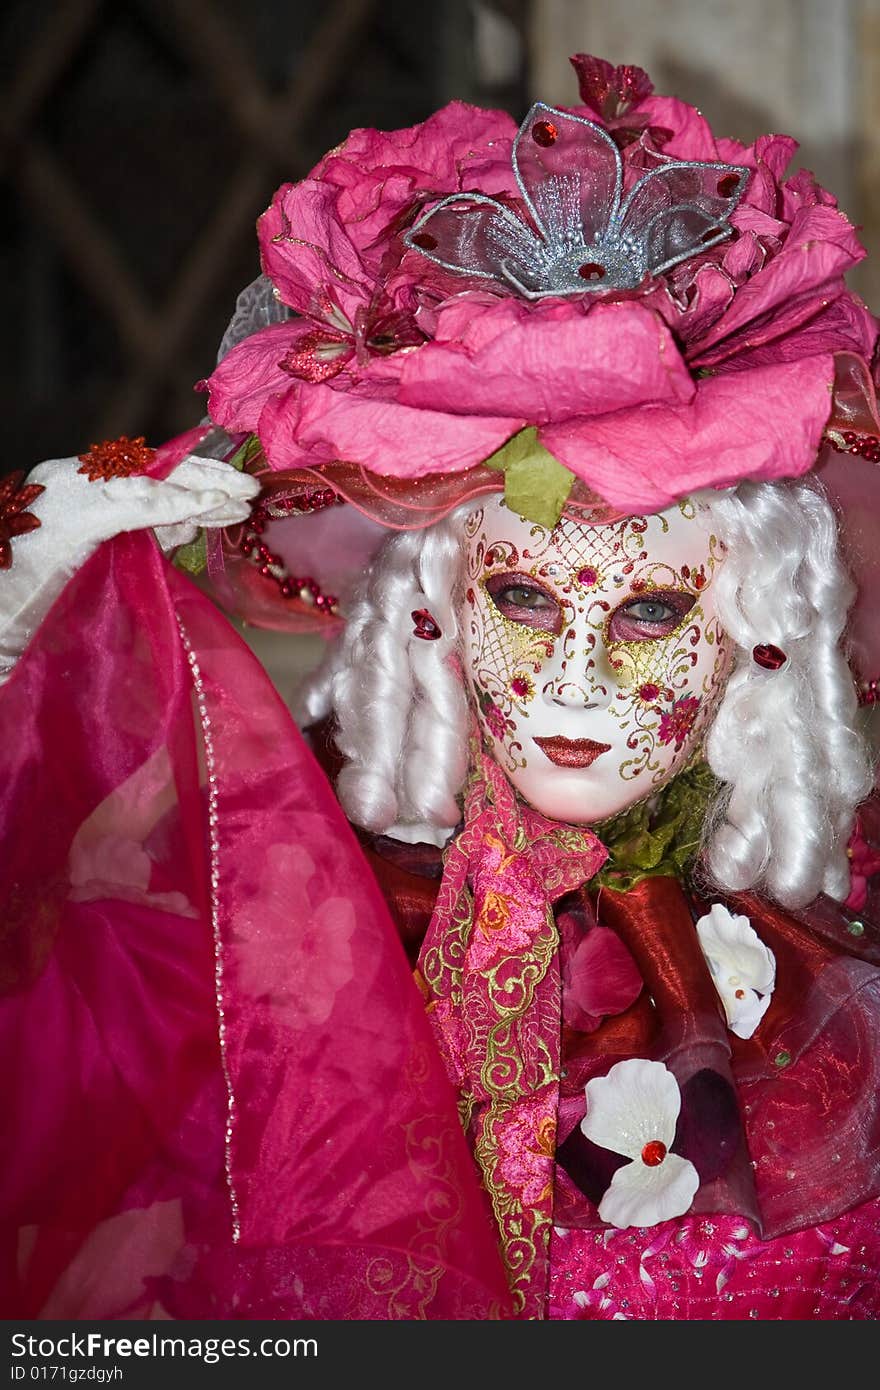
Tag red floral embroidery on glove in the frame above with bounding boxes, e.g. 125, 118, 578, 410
77, 435, 155, 482
0, 471, 45, 569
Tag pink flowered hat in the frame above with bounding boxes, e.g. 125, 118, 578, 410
197, 54, 880, 682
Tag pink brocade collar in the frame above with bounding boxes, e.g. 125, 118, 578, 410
415, 743, 607, 1316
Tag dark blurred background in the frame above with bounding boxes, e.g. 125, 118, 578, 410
0, 0, 528, 467
3, 0, 879, 472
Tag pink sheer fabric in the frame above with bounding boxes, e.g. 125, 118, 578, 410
0, 533, 511, 1319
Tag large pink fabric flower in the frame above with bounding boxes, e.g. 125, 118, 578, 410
204, 58, 877, 515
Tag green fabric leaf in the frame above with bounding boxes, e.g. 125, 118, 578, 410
484, 427, 574, 528
172, 531, 208, 576
227, 433, 262, 472
591, 761, 718, 893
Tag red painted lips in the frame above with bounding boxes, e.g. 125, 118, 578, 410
533, 736, 612, 768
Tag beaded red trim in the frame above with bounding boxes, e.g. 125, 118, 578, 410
238, 498, 340, 616
825, 430, 880, 462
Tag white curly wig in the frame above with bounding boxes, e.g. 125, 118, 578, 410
298, 478, 873, 909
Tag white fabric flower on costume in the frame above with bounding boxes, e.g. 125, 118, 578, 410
581, 1059, 699, 1229
695, 903, 776, 1039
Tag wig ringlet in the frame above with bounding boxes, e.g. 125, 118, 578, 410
298, 478, 873, 909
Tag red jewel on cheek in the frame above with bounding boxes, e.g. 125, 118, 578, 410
641, 1140, 667, 1167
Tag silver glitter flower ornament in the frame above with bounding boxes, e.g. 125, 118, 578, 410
404, 103, 749, 298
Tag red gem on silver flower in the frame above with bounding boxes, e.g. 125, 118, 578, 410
578, 262, 606, 281
752, 643, 787, 671
411, 231, 438, 251
412, 608, 442, 640
641, 1140, 667, 1167
77, 435, 155, 481
0, 471, 45, 569
716, 173, 739, 197
531, 119, 558, 146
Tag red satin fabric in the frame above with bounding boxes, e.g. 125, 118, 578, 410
367, 849, 880, 1244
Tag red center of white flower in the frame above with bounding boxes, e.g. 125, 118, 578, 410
641, 1140, 667, 1167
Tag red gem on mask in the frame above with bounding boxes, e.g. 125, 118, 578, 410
532, 120, 558, 146
578, 262, 606, 281
412, 608, 442, 640
735, 989, 746, 999
641, 1140, 667, 1167
411, 232, 438, 251
717, 173, 739, 197
752, 643, 787, 671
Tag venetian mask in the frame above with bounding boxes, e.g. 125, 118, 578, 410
461, 497, 733, 824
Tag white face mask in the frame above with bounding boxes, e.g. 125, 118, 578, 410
461, 497, 733, 824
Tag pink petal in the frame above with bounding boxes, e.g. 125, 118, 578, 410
780, 167, 838, 219
540, 354, 835, 512
563, 926, 643, 1032
635, 94, 720, 160
258, 180, 371, 320
313, 102, 519, 258
690, 205, 866, 359
844, 876, 868, 912
700, 293, 878, 373
204, 319, 317, 432
397, 299, 694, 421
258, 380, 523, 478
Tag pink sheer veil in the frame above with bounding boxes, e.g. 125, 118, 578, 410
0, 522, 511, 1319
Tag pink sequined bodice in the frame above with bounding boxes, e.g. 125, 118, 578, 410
549, 1199, 880, 1319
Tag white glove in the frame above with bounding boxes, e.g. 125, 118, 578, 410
0, 454, 260, 682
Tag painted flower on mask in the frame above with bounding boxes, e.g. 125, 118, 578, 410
478, 689, 512, 743
510, 672, 535, 701
657, 695, 701, 749
695, 903, 776, 1039
201, 57, 875, 517
581, 1058, 700, 1228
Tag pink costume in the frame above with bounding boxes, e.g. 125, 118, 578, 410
2, 55, 880, 1320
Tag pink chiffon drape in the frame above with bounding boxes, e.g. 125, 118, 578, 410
0, 530, 511, 1319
